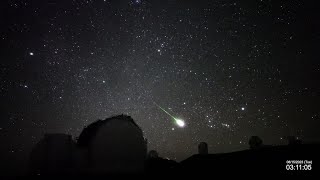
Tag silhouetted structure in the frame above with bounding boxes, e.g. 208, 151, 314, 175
181, 137, 320, 175
28, 116, 320, 176
77, 114, 147, 174
249, 136, 263, 149
145, 150, 178, 174
147, 150, 159, 159
198, 142, 208, 155
29, 115, 147, 175
29, 134, 75, 175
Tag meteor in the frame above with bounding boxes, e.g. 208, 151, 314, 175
153, 102, 186, 128
175, 118, 185, 127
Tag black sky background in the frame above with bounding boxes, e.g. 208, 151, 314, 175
0, 0, 320, 175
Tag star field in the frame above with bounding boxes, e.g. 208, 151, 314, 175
0, 0, 320, 174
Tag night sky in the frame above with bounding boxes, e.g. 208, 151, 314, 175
1, 0, 320, 174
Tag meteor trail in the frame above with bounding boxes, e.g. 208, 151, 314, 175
153, 102, 185, 127
153, 102, 175, 120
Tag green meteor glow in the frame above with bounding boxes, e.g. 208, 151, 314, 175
153, 102, 185, 127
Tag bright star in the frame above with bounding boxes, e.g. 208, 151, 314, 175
29, 52, 34, 56
241, 107, 245, 111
